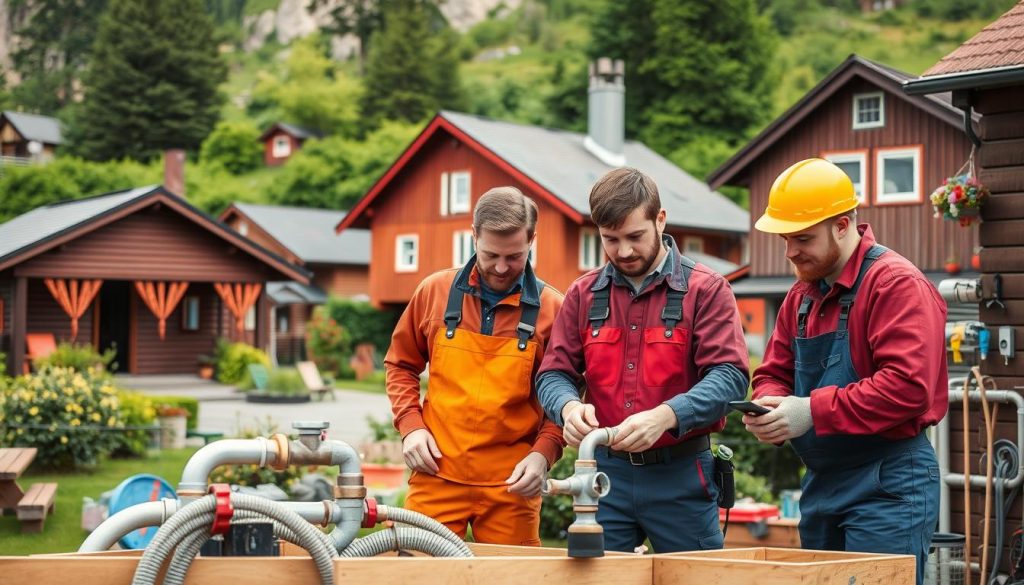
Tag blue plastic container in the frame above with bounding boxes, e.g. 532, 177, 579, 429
105, 474, 176, 549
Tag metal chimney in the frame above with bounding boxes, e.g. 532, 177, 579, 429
584, 58, 626, 167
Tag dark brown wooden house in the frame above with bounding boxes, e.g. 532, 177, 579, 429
708, 54, 979, 354
258, 122, 323, 167
219, 203, 369, 364
337, 59, 748, 308
905, 1, 1024, 577
0, 185, 310, 375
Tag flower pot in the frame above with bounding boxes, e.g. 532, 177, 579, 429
159, 414, 188, 449
198, 365, 214, 380
971, 253, 982, 271
945, 262, 962, 275
361, 463, 407, 489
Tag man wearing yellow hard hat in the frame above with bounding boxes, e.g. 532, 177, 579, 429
743, 158, 947, 585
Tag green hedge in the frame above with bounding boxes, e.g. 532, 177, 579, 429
149, 395, 200, 430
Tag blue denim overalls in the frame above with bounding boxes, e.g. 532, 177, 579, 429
791, 245, 939, 585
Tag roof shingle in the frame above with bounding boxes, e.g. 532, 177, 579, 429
923, 1, 1024, 76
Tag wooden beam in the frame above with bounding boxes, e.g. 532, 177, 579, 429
979, 139, 1024, 169
980, 247, 1024, 272
979, 298, 1024, 325
979, 166, 1024, 194
980, 112, 1024, 141
981, 274, 1024, 299
12, 276, 27, 375
981, 193, 1024, 220
980, 219, 1024, 247
256, 289, 269, 355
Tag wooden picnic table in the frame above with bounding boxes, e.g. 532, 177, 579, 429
0, 447, 38, 515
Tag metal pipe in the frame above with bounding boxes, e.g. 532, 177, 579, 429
79, 499, 180, 552
544, 427, 617, 558
177, 437, 280, 495
945, 389, 1024, 490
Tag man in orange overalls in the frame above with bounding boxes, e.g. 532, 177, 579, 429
384, 186, 565, 545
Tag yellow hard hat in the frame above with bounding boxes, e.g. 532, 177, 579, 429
754, 158, 859, 234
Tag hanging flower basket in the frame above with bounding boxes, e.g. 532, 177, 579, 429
930, 150, 989, 227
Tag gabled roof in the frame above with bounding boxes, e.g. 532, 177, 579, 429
221, 203, 369, 265
0, 111, 63, 145
0, 185, 311, 283
258, 122, 323, 142
708, 55, 966, 190
924, 1, 1024, 76
337, 111, 749, 235
266, 281, 329, 305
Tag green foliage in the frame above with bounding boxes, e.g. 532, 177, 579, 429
305, 306, 352, 374
718, 412, 803, 494
33, 342, 117, 373
319, 297, 398, 354
268, 120, 421, 209
149, 395, 200, 430
200, 120, 263, 174
0, 157, 157, 223
112, 389, 157, 457
913, 0, 1017, 20
214, 338, 271, 385
264, 368, 308, 395
365, 414, 401, 441
540, 447, 577, 539
359, 0, 463, 132
0, 366, 122, 469
68, 0, 227, 161
311, 0, 384, 73
249, 35, 361, 135
0, 352, 8, 381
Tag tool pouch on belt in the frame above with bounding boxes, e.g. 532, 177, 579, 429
713, 447, 735, 509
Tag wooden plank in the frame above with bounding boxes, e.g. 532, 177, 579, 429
979, 246, 1024, 275
0, 556, 324, 585
0, 448, 37, 480
978, 166, 1024, 194
977, 351, 1024, 376
980, 139, 1024, 169
976, 88, 1024, 115
980, 219, 1024, 246
980, 112, 1024, 141
722, 519, 800, 549
652, 551, 915, 585
333, 556, 653, 585
981, 193, 1024, 220
980, 274, 1024, 300
978, 298, 1024, 325
659, 548, 766, 561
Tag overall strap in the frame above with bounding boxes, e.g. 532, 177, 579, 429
588, 284, 612, 338
797, 296, 814, 339
443, 276, 464, 340
515, 278, 544, 351
660, 257, 696, 338
837, 244, 888, 333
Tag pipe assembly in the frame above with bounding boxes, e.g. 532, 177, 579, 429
544, 427, 616, 558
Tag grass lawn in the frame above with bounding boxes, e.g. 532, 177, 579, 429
334, 379, 387, 394
0, 448, 199, 556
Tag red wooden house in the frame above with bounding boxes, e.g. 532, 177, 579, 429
258, 122, 323, 167
708, 54, 979, 353
0, 186, 310, 375
220, 203, 370, 363
336, 59, 749, 308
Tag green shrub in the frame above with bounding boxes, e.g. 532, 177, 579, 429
199, 120, 263, 174
214, 338, 270, 385
365, 414, 401, 442
150, 395, 200, 430
0, 366, 122, 469
113, 390, 157, 457
0, 351, 7, 382
305, 306, 351, 374
264, 368, 308, 396
319, 296, 399, 358
34, 342, 117, 372
540, 447, 577, 539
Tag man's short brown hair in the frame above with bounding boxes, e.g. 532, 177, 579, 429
473, 186, 539, 238
589, 167, 661, 229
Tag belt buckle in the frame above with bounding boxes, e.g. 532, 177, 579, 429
629, 451, 646, 466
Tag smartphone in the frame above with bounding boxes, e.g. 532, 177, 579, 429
729, 400, 772, 416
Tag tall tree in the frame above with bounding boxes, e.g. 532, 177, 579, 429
358, 0, 463, 132
8, 0, 107, 113
67, 0, 227, 161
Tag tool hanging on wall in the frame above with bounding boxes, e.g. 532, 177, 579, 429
986, 274, 1006, 311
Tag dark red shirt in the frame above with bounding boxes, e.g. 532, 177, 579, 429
753, 224, 949, 439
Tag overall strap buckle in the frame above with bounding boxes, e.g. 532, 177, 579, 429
588, 285, 612, 337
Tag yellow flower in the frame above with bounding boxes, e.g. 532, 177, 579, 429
70, 418, 81, 426
60, 436, 69, 444
66, 404, 75, 413
16, 428, 23, 435
107, 416, 116, 427
91, 412, 102, 422
28, 406, 39, 417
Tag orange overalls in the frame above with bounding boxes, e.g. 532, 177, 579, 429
384, 263, 564, 545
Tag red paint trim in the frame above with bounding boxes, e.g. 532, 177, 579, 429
336, 113, 586, 233
724, 265, 750, 283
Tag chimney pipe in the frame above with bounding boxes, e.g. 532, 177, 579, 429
164, 149, 186, 197
584, 58, 626, 167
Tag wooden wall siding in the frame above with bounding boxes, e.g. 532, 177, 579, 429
0, 279, 11, 366
133, 283, 222, 375
745, 78, 976, 277
946, 84, 1024, 576
310, 264, 369, 298
224, 216, 300, 265
15, 206, 281, 282
25, 278, 94, 344
263, 131, 301, 167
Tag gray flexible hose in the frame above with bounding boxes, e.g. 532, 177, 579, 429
382, 506, 472, 556
133, 494, 337, 585
340, 526, 470, 558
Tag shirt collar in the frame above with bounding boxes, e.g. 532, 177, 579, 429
591, 234, 689, 293
455, 255, 540, 307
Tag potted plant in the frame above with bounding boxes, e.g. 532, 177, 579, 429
156, 405, 189, 449
197, 355, 215, 380
930, 172, 990, 227
360, 414, 407, 490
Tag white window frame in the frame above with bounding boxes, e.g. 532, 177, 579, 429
452, 230, 475, 267
440, 172, 449, 216
395, 234, 419, 273
579, 229, 602, 270
449, 171, 471, 214
683, 236, 704, 255
237, 220, 249, 236
875, 146, 923, 205
852, 92, 885, 130
276, 308, 289, 333
244, 305, 256, 331
822, 149, 869, 205
181, 296, 200, 331
272, 135, 291, 158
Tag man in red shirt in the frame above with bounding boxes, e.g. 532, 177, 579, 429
744, 158, 946, 585
538, 167, 749, 552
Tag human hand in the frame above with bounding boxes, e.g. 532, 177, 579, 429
743, 395, 812, 443
609, 404, 676, 452
402, 428, 443, 474
561, 401, 599, 447
505, 452, 548, 497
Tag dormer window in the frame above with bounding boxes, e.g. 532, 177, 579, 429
272, 135, 291, 158
853, 92, 884, 129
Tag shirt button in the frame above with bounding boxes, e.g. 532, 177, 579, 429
625, 401, 632, 408
630, 324, 638, 330
627, 363, 635, 370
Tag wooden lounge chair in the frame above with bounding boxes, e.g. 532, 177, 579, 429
24, 332, 57, 374
246, 363, 270, 391
296, 361, 336, 402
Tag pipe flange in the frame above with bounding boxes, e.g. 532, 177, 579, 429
269, 433, 290, 471
575, 460, 597, 468
573, 505, 598, 514
337, 473, 364, 486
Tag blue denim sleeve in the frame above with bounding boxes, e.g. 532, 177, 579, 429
537, 370, 581, 427
664, 363, 749, 437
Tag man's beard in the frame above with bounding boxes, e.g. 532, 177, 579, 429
611, 236, 662, 278
791, 234, 841, 283
477, 262, 520, 291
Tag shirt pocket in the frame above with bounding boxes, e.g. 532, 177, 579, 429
642, 327, 689, 388
582, 327, 623, 390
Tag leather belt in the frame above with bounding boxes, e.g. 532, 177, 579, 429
604, 434, 711, 466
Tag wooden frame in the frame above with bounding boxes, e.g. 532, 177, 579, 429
579, 228, 601, 271
874, 145, 924, 206
821, 148, 870, 206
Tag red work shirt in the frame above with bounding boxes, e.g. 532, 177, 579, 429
753, 224, 949, 439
